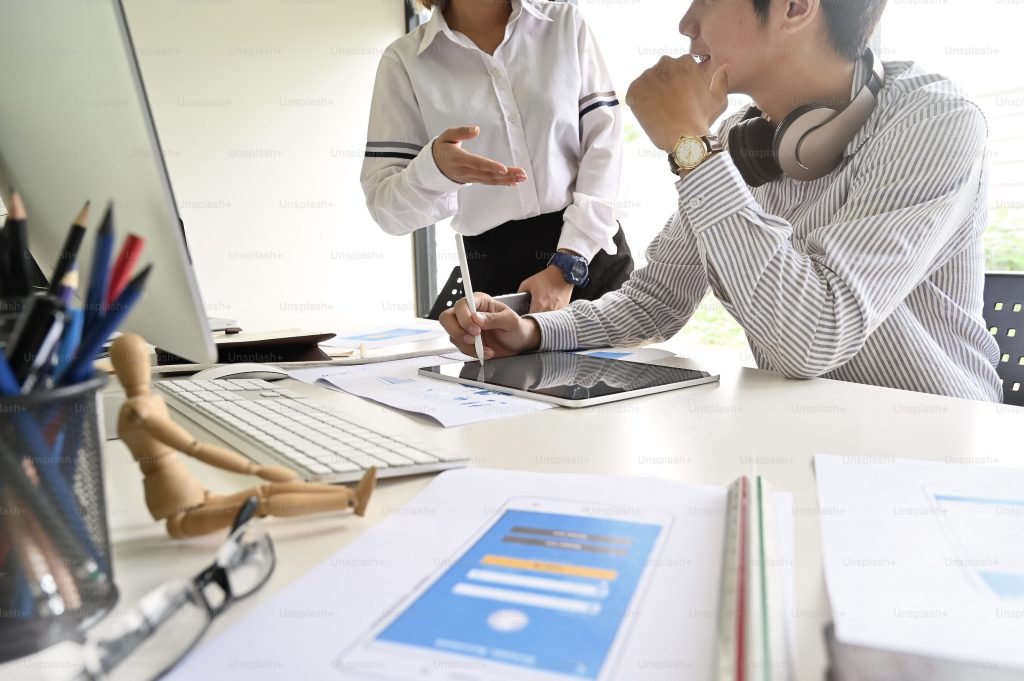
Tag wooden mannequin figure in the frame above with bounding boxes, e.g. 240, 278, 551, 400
109, 333, 375, 539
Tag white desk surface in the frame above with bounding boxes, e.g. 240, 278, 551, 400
6, 347, 1023, 680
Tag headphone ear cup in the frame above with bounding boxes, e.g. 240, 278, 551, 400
773, 104, 839, 181
728, 116, 782, 188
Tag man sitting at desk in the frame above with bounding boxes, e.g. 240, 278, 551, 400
440, 0, 1003, 402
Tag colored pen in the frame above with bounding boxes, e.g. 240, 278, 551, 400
0, 350, 20, 395
55, 307, 84, 378
47, 201, 89, 296
58, 263, 152, 385
454, 234, 485, 364
6, 191, 31, 298
106, 233, 145, 305
83, 202, 115, 333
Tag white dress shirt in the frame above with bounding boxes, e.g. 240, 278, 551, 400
532, 60, 1003, 402
360, 0, 623, 261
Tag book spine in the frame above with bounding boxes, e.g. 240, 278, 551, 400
717, 476, 748, 681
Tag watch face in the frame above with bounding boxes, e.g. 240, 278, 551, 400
571, 260, 588, 281
676, 138, 705, 168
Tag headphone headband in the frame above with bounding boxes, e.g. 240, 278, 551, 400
729, 49, 885, 186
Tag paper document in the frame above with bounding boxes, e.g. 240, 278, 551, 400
815, 454, 1024, 670
164, 468, 794, 681
287, 354, 459, 385
290, 354, 552, 427
323, 324, 446, 350
324, 369, 554, 427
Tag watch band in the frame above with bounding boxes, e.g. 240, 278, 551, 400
668, 135, 723, 175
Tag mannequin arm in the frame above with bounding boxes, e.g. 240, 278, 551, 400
133, 407, 298, 482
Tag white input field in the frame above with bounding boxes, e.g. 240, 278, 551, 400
452, 582, 602, 615
466, 568, 609, 598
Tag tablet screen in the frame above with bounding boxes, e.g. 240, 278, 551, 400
421, 352, 712, 401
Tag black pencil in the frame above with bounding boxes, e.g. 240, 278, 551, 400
47, 200, 90, 296
7, 191, 30, 298
0, 217, 9, 298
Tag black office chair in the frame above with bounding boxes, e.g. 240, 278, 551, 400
982, 272, 1024, 406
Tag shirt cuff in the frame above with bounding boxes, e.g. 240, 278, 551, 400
678, 153, 757, 234
406, 138, 465, 195
556, 221, 607, 262
527, 310, 579, 351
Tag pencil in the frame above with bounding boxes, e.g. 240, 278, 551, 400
47, 200, 90, 296
0, 422, 105, 570
58, 263, 152, 386
7, 191, 30, 298
56, 266, 79, 308
2, 487, 65, 617
106, 233, 145, 305
83, 202, 114, 334
23, 492, 82, 611
0, 355, 19, 396
55, 307, 84, 379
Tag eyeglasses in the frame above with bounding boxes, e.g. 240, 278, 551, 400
72, 497, 274, 681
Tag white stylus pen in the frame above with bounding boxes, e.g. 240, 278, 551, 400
455, 234, 486, 364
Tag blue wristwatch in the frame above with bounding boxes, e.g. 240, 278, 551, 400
548, 252, 590, 287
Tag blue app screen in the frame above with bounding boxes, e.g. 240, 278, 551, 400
376, 509, 664, 679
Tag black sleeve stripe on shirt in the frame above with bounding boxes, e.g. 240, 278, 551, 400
580, 99, 620, 119
366, 141, 423, 151
579, 91, 617, 107
365, 151, 417, 161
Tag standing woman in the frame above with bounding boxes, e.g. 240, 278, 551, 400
361, 0, 633, 313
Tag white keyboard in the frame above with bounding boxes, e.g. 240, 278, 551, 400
155, 378, 468, 483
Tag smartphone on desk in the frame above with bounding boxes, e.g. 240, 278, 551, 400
335, 497, 672, 681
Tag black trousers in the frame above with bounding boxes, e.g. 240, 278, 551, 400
462, 210, 634, 301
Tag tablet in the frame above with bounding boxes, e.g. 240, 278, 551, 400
418, 352, 719, 408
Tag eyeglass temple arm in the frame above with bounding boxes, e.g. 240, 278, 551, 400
79, 586, 193, 678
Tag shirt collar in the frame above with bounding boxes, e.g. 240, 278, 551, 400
417, 0, 552, 56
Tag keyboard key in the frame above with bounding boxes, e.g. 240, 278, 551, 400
391, 446, 439, 464
326, 458, 360, 473
274, 389, 305, 399
346, 454, 388, 469
371, 451, 415, 466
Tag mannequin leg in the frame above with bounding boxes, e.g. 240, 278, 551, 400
165, 468, 376, 538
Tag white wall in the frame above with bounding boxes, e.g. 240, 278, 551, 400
123, 0, 412, 332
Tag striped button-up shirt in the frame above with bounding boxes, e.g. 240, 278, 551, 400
532, 60, 1003, 402
360, 0, 623, 261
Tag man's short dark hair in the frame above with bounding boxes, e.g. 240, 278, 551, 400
752, 0, 888, 60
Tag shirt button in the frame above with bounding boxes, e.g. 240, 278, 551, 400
491, 68, 501, 78
688, 197, 703, 210
508, 113, 518, 124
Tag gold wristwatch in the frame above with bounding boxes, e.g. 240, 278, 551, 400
668, 134, 723, 175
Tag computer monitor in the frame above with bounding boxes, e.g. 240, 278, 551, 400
0, 0, 216, 364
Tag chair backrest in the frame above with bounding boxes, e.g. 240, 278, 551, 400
983, 272, 1024, 406
426, 267, 465, 320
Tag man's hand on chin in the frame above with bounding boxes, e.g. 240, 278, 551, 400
625, 55, 730, 151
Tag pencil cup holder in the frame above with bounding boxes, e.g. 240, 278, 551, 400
0, 375, 118, 662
